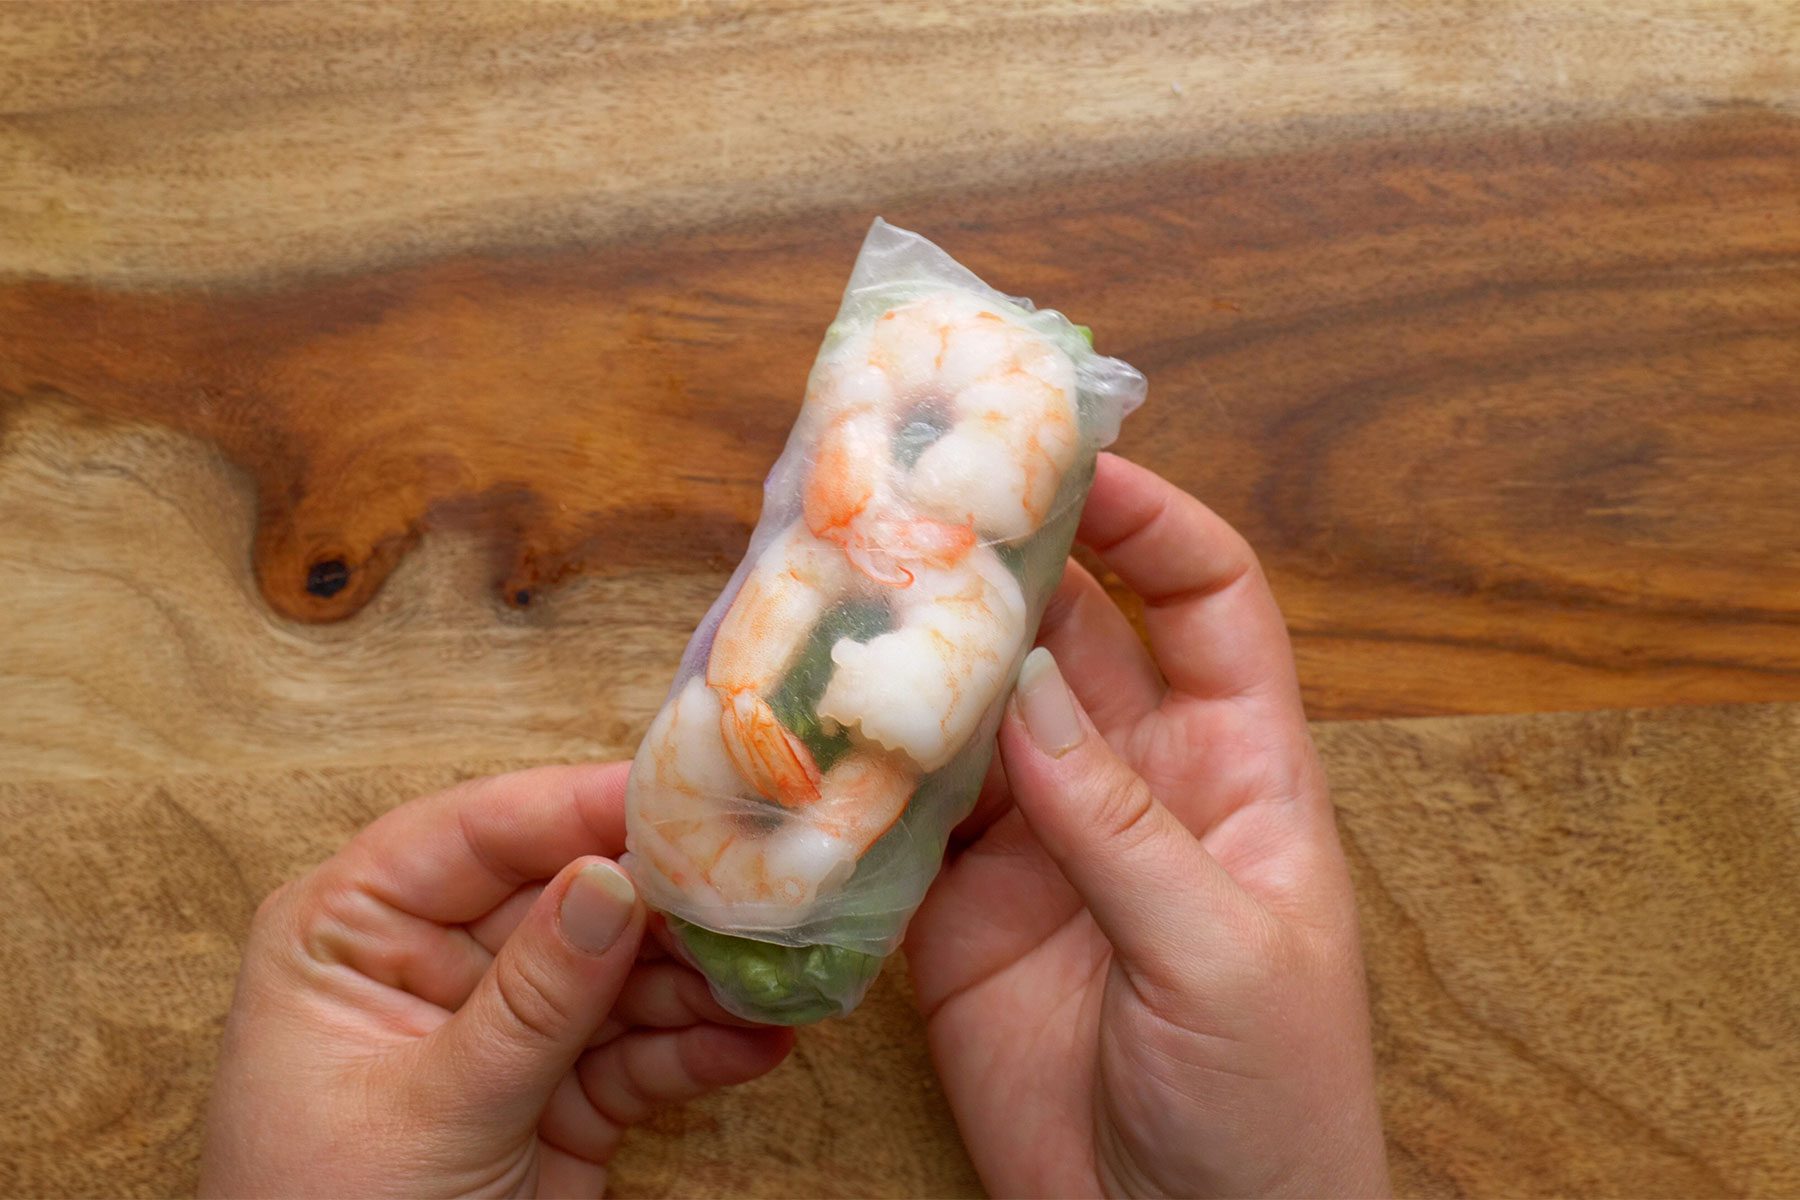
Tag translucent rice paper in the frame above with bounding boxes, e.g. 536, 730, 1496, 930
623, 218, 1145, 1023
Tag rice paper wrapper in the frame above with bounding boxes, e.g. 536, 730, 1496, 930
623, 218, 1146, 1023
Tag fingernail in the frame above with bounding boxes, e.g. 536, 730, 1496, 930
560, 861, 637, 955
1017, 647, 1084, 758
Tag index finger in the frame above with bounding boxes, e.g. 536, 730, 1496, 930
323, 762, 630, 924
1078, 454, 1303, 714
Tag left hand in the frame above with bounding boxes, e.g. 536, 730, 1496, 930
200, 764, 794, 1198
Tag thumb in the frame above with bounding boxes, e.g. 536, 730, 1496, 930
1002, 648, 1259, 987
415, 856, 645, 1129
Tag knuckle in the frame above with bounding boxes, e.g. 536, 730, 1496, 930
1090, 771, 1160, 849
245, 881, 310, 974
1233, 529, 1266, 581
247, 878, 353, 986
250, 881, 291, 930
290, 879, 377, 968
577, 1048, 640, 1130
493, 951, 575, 1047
618, 1036, 679, 1116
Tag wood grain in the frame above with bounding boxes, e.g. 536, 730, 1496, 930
1320, 706, 1800, 1197
0, 395, 697, 781
4, 2, 1794, 286
3, 704, 1794, 1198
4, 108, 1798, 785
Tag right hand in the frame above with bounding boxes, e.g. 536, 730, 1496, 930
906, 454, 1389, 1198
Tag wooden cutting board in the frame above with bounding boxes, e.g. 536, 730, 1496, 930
2, 703, 1795, 1198
4, 4, 1799, 1198
4, 3, 1798, 784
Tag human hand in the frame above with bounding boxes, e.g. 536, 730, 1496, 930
907, 454, 1389, 1198
200, 764, 793, 1198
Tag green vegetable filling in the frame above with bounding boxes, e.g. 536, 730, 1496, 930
671, 918, 885, 1025
764, 598, 891, 774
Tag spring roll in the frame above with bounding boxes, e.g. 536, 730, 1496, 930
624, 219, 1146, 1023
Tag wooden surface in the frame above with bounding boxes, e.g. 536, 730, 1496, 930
3, 3, 1799, 1197
2, 703, 1796, 1198
1323, 706, 1800, 1197
4, 1, 1798, 762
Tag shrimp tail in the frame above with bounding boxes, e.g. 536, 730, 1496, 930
844, 540, 913, 587
871, 516, 977, 567
717, 690, 823, 807
840, 518, 977, 587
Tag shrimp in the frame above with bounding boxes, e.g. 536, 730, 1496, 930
804, 401, 975, 586
627, 676, 754, 911
817, 543, 1025, 771
803, 291, 1082, 566
705, 524, 852, 807
626, 676, 916, 909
